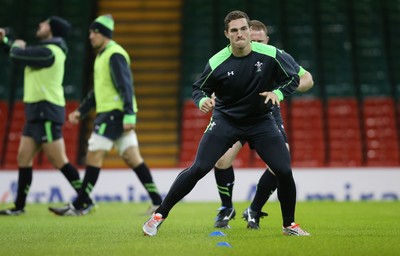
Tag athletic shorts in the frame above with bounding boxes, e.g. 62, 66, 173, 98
88, 130, 139, 155
92, 110, 130, 141
93, 121, 124, 141
22, 120, 63, 143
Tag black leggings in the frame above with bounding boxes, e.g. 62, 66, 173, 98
252, 137, 296, 226
158, 132, 233, 217
158, 129, 296, 226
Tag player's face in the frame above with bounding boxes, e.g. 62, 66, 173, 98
250, 29, 269, 44
36, 20, 51, 40
225, 18, 251, 50
89, 30, 107, 51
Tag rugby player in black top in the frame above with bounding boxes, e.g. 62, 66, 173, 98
213, 19, 314, 230
143, 10, 310, 236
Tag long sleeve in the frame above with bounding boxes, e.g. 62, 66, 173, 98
109, 53, 135, 116
273, 49, 300, 99
192, 63, 214, 108
77, 90, 96, 118
10, 45, 55, 67
1, 36, 12, 53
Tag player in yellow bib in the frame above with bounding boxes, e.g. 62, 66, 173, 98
0, 16, 90, 215
49, 15, 162, 216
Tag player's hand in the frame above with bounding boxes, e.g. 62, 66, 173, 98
13, 39, 26, 48
200, 98, 214, 113
0, 28, 5, 42
68, 110, 81, 124
259, 91, 280, 106
123, 123, 136, 131
210, 97, 216, 107
210, 93, 216, 106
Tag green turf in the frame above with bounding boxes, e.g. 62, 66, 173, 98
1, 201, 399, 256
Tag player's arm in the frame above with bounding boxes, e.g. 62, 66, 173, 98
0, 28, 13, 52
0, 28, 5, 42
272, 49, 300, 101
281, 50, 314, 93
297, 68, 314, 93
77, 90, 96, 118
109, 53, 136, 129
192, 62, 215, 113
9, 41, 55, 67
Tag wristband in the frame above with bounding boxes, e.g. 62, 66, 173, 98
273, 89, 284, 101
123, 114, 136, 124
199, 97, 209, 108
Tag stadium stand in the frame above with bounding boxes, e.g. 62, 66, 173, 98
327, 98, 362, 166
97, 0, 182, 168
179, 100, 210, 166
0, 0, 93, 169
1, 0, 400, 168
290, 98, 325, 167
0, 101, 8, 165
362, 98, 399, 166
3, 101, 25, 169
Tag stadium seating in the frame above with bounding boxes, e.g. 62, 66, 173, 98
352, 1, 391, 98
0, 101, 81, 169
290, 98, 325, 167
3, 101, 25, 169
38, 101, 81, 168
319, 0, 355, 98
283, 0, 320, 98
362, 98, 399, 166
97, 0, 182, 168
179, 100, 211, 167
384, 0, 400, 99
0, 101, 8, 165
63, 101, 80, 165
3, 0, 400, 169
326, 98, 363, 166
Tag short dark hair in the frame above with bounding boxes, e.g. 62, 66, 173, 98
224, 10, 250, 31
249, 20, 268, 35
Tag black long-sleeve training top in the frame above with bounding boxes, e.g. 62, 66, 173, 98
192, 42, 299, 124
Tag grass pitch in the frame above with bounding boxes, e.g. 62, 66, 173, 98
0, 201, 399, 256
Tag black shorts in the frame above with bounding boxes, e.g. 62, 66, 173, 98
93, 111, 124, 141
22, 120, 63, 143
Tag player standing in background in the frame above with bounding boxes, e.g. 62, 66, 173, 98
143, 10, 310, 236
0, 17, 91, 215
48, 14, 162, 216
213, 19, 314, 229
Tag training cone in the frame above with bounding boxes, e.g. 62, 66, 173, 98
209, 231, 226, 237
216, 242, 232, 248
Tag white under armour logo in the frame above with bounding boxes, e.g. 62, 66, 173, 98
227, 71, 234, 76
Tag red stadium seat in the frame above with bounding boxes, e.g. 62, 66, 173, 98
179, 99, 213, 166
3, 102, 25, 169
0, 101, 9, 165
326, 98, 363, 166
362, 97, 399, 166
62, 101, 81, 165
289, 98, 326, 167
